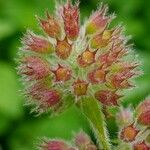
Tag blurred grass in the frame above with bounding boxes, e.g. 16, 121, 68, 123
0, 0, 150, 149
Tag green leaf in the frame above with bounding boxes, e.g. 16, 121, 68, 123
77, 97, 111, 150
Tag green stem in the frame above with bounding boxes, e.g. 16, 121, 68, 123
77, 97, 111, 150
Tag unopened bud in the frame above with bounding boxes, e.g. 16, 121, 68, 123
19, 56, 50, 80
23, 31, 54, 53
86, 5, 111, 35
39, 12, 61, 39
116, 107, 133, 127
75, 131, 97, 150
62, 0, 79, 40
39, 140, 70, 150
95, 90, 121, 106
137, 99, 150, 126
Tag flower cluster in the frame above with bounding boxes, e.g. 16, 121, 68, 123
38, 131, 97, 150
117, 98, 150, 149
17, 0, 139, 115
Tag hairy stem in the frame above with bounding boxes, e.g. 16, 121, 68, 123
77, 97, 111, 150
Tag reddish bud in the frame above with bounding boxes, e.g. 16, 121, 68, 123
19, 56, 50, 80
137, 99, 150, 126
77, 48, 97, 67
39, 12, 61, 39
40, 89, 61, 107
56, 37, 72, 59
88, 68, 107, 84
98, 50, 121, 68
110, 70, 135, 89
27, 81, 48, 100
95, 90, 121, 106
52, 64, 72, 82
27, 83, 61, 110
134, 141, 150, 150
120, 124, 139, 142
62, 0, 80, 40
86, 5, 111, 35
73, 79, 88, 96
40, 140, 70, 150
137, 99, 150, 116
23, 32, 54, 53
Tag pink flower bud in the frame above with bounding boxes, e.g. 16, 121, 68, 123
77, 48, 97, 67
95, 90, 121, 106
19, 56, 50, 80
88, 67, 107, 84
39, 12, 61, 39
39, 140, 69, 150
110, 70, 135, 89
75, 131, 97, 150
86, 5, 112, 35
137, 99, 150, 126
73, 79, 89, 96
51, 64, 72, 82
23, 31, 54, 53
62, 0, 79, 40
98, 46, 124, 68
56, 37, 72, 59
120, 124, 139, 142
40, 89, 61, 107
133, 141, 150, 150
26, 81, 61, 112
116, 107, 133, 127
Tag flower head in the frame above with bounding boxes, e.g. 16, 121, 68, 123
18, 0, 139, 114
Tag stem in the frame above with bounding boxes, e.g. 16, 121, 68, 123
77, 97, 111, 150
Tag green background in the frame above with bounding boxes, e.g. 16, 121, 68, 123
0, 0, 150, 149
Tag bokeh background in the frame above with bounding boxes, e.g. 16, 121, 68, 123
0, 0, 150, 149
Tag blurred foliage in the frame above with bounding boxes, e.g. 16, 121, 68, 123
0, 0, 150, 149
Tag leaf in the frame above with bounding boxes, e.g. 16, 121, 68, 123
77, 97, 111, 150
